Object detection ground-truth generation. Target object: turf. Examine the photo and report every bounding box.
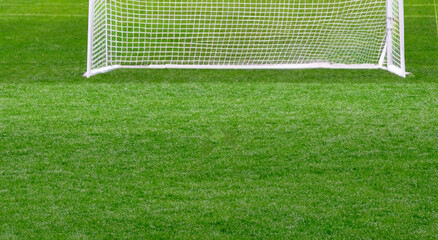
[1,0,438,239]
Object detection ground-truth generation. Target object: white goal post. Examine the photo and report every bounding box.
[84,0,406,77]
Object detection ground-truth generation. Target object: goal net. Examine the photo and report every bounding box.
[85,0,406,77]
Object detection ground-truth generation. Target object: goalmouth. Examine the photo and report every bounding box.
[84,0,406,78]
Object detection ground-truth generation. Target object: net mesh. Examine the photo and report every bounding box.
[89,0,404,74]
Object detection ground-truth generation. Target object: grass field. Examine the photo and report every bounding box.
[1,0,438,238]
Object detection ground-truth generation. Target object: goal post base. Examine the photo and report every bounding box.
[386,65,407,78]
[83,65,122,78]
[84,63,407,78]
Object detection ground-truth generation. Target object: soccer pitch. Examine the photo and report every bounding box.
[1,0,438,238]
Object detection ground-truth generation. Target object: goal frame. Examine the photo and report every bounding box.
[84,0,406,78]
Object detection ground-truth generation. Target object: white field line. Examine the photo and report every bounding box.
[0,13,88,17]
[405,4,438,6]
[0,3,436,6]
[0,3,87,6]
[0,13,435,18]
[0,1,437,19]
[435,0,438,37]
[405,15,436,18]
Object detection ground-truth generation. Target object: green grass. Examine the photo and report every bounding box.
[1,0,438,238]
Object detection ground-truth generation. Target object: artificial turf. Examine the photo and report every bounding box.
[1,0,438,238]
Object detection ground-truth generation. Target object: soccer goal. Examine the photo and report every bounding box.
[84,0,406,77]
